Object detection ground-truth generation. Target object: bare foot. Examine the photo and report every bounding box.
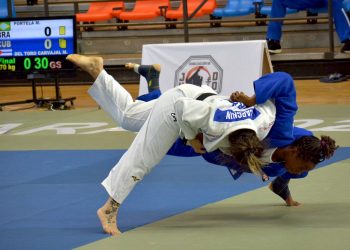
[66,54,103,79]
[97,208,121,236]
[152,64,161,72]
[285,196,301,207]
[125,62,138,70]
[268,183,301,207]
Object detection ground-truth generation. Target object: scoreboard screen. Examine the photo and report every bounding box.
[0,16,77,77]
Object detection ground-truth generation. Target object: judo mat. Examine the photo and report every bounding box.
[0,105,350,250]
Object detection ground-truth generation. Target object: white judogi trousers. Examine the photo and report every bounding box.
[88,70,155,132]
[89,70,213,204]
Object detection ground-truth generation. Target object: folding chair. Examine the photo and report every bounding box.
[75,1,124,31]
[212,0,255,18]
[165,0,217,28]
[119,0,169,21]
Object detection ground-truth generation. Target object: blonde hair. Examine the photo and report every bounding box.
[227,129,265,177]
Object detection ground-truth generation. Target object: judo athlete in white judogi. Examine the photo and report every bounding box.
[90,68,276,199]
[66,54,278,236]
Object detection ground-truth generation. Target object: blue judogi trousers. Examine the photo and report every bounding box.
[267,0,350,42]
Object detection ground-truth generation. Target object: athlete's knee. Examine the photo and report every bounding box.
[276,71,295,92]
[274,71,292,81]
[119,119,143,132]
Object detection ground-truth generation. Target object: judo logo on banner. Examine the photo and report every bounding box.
[174,55,223,93]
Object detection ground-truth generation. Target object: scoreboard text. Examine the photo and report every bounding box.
[0,17,76,74]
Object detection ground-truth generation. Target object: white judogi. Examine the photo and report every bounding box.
[88,70,155,132]
[89,70,276,204]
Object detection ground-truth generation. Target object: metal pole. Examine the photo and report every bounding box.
[6,0,13,17]
[327,0,335,58]
[188,0,208,20]
[183,0,189,42]
[73,2,79,14]
[44,0,49,16]
[31,78,37,102]
[55,76,61,100]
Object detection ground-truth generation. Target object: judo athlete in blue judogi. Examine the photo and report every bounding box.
[266,0,350,53]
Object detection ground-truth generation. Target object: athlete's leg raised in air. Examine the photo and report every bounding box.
[125,62,161,92]
[67,54,185,235]
[67,54,155,132]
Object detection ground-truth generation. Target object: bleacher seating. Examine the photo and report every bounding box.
[259,6,299,16]
[165,0,217,26]
[0,0,16,18]
[211,0,269,26]
[76,2,124,31]
[257,3,299,24]
[166,0,217,28]
[118,0,170,26]
[212,0,256,18]
[1,0,348,78]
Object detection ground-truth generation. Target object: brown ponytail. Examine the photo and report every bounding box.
[227,129,265,177]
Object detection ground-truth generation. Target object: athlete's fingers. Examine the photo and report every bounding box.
[230,91,240,101]
[195,145,206,154]
[188,139,206,154]
[194,147,206,154]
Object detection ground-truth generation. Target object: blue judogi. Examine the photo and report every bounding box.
[267,0,350,43]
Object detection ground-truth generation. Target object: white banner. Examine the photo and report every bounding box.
[140,40,271,96]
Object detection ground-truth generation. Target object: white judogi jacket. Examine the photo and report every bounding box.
[175,84,276,153]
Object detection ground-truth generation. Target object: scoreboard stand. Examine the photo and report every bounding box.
[0,72,76,111]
